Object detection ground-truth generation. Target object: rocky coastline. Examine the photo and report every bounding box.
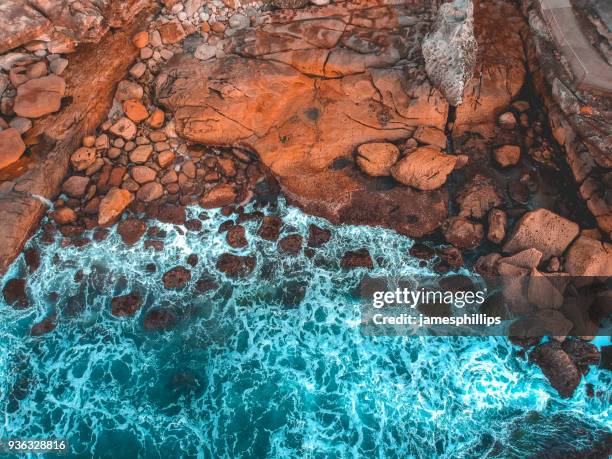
[0,0,610,406]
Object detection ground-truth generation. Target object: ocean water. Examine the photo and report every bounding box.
[0,199,610,458]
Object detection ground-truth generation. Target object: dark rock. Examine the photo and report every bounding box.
[3,278,28,308]
[111,292,142,317]
[162,266,191,289]
[341,249,373,269]
[434,246,463,273]
[307,224,331,247]
[145,263,157,273]
[24,247,41,273]
[185,219,202,231]
[143,308,177,331]
[279,280,308,308]
[195,276,218,293]
[278,234,303,256]
[226,225,247,248]
[144,240,164,251]
[216,253,256,278]
[258,215,282,241]
[236,211,264,224]
[117,218,147,245]
[561,339,600,375]
[157,204,186,225]
[187,254,198,267]
[30,314,56,336]
[93,228,109,241]
[529,341,581,398]
[409,242,434,260]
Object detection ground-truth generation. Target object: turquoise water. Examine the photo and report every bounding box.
[0,200,610,458]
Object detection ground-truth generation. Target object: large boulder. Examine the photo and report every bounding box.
[390,147,456,190]
[98,188,134,226]
[529,341,581,398]
[14,75,66,118]
[564,236,612,277]
[503,209,579,259]
[0,128,26,169]
[355,143,400,177]
[111,292,142,317]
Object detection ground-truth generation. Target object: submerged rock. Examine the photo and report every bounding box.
[162,266,192,289]
[117,218,147,245]
[307,224,331,247]
[258,216,282,241]
[3,278,28,308]
[143,308,177,331]
[111,292,142,317]
[278,234,303,256]
[226,225,247,248]
[216,253,256,278]
[341,249,373,269]
[30,314,57,336]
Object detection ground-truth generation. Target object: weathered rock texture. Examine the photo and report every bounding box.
[454,0,528,135]
[0,4,155,274]
[156,0,450,237]
[422,0,477,106]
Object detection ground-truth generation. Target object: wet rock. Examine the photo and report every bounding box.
[258,215,282,241]
[200,183,238,208]
[51,206,77,225]
[14,75,66,118]
[279,234,303,256]
[390,147,456,190]
[529,341,581,398]
[98,188,134,226]
[564,236,612,277]
[307,224,331,247]
[117,218,147,245]
[162,266,192,289]
[143,308,177,331]
[3,278,28,308]
[111,292,142,317]
[216,253,256,278]
[562,339,600,375]
[503,209,580,259]
[157,204,186,225]
[195,276,218,293]
[487,208,507,244]
[226,225,247,248]
[409,242,434,260]
[24,247,40,273]
[341,249,373,269]
[185,219,202,232]
[494,145,521,167]
[61,176,90,198]
[0,128,26,169]
[187,254,198,267]
[435,246,463,272]
[442,217,483,250]
[457,175,502,220]
[355,143,400,177]
[30,314,56,336]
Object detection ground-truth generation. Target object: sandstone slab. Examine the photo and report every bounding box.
[98,188,134,226]
[503,209,580,259]
[355,143,400,177]
[390,147,456,191]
